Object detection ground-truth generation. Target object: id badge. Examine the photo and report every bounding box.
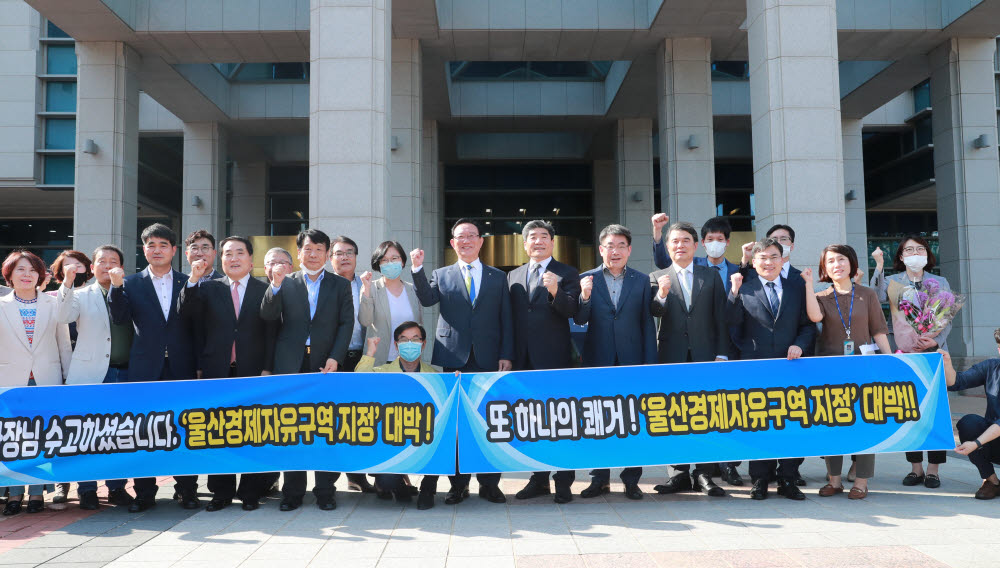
[843,340,855,355]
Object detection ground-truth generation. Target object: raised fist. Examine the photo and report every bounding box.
[741,241,756,264]
[541,271,559,296]
[189,259,209,283]
[366,336,380,357]
[651,213,670,240]
[580,275,594,301]
[872,246,884,271]
[360,270,373,296]
[657,273,672,298]
[109,267,125,288]
[62,263,79,288]
[409,248,424,269]
[730,272,743,295]
[270,260,288,288]
[800,267,814,285]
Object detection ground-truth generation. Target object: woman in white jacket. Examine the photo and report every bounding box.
[358,241,423,364]
[0,250,71,515]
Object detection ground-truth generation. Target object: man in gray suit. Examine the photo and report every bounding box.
[409,218,514,510]
[260,228,355,512]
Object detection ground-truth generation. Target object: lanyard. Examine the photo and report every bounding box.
[833,284,855,340]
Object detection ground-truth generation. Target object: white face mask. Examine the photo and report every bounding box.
[781,245,790,259]
[302,265,326,276]
[902,255,927,271]
[704,241,727,259]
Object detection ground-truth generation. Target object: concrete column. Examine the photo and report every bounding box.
[657,37,717,225]
[615,118,655,271]
[309,0,390,260]
[592,159,619,269]
[841,118,868,274]
[230,162,266,238]
[419,119,440,362]
[930,38,1000,358]
[0,1,39,186]
[73,41,140,272]
[181,121,227,270]
[389,38,422,251]
[746,0,846,269]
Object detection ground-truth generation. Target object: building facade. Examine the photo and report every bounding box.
[1,0,999,358]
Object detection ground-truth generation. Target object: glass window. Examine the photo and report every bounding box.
[46,45,77,75]
[43,155,75,185]
[711,61,749,81]
[449,61,612,82]
[913,80,930,112]
[46,21,71,38]
[45,81,77,112]
[45,118,76,150]
[268,195,308,220]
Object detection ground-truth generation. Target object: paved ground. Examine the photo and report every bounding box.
[1,392,997,568]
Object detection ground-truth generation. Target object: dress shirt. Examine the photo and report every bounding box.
[671,262,694,306]
[528,257,553,282]
[758,274,784,303]
[412,259,484,302]
[231,273,250,309]
[302,270,325,346]
[593,265,625,308]
[781,262,791,279]
[148,267,173,320]
[347,274,364,350]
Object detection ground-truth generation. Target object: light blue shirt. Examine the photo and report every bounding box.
[706,257,728,285]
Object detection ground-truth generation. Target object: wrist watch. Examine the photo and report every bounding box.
[974,439,983,449]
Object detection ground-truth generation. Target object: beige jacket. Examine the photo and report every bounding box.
[0,292,72,386]
[358,277,422,363]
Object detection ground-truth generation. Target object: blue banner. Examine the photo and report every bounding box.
[0,371,460,486]
[458,353,953,474]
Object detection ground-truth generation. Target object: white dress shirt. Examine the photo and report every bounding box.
[148,267,173,320]
[348,274,364,350]
[781,262,791,279]
[758,274,784,303]
[231,273,250,310]
[461,259,483,300]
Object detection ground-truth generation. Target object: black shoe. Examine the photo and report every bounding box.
[624,483,643,500]
[693,473,725,497]
[108,488,133,507]
[902,472,924,486]
[750,479,768,500]
[416,489,435,510]
[205,498,232,512]
[393,488,413,504]
[3,500,22,516]
[180,494,201,510]
[267,483,280,496]
[444,486,469,505]
[279,497,301,512]
[515,479,551,500]
[373,482,393,500]
[242,500,259,511]
[794,475,807,487]
[348,478,377,493]
[654,473,693,494]
[721,465,744,487]
[478,485,506,504]
[924,474,941,489]
[776,478,806,500]
[580,479,610,498]
[554,485,573,504]
[128,497,155,513]
[26,499,44,514]
[316,494,337,511]
[79,490,100,510]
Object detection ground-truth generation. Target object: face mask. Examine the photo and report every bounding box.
[902,255,927,271]
[704,241,727,258]
[73,273,88,288]
[302,264,325,276]
[380,261,403,280]
[781,245,791,259]
[398,342,422,362]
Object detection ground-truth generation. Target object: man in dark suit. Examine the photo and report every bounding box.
[179,236,279,512]
[726,238,815,501]
[507,220,580,504]
[260,228,355,512]
[649,221,729,498]
[409,218,514,510]
[574,224,656,500]
[108,223,198,513]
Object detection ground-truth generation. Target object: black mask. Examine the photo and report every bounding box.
[73,273,88,288]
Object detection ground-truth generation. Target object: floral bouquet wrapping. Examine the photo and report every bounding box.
[887,278,964,353]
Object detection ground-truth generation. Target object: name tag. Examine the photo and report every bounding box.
[843,340,855,356]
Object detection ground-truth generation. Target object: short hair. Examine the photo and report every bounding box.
[2,250,46,288]
[264,247,293,263]
[451,218,484,237]
[141,223,177,246]
[667,222,699,243]
[817,244,860,284]
[331,235,359,255]
[184,229,216,249]
[50,250,94,284]
[765,224,795,242]
[393,321,426,343]
[700,216,732,240]
[751,238,783,258]
[892,234,936,273]
[598,224,632,246]
[522,220,555,241]
[93,245,125,266]
[994,328,1000,346]
[371,240,407,272]
[296,228,331,250]
[219,236,253,257]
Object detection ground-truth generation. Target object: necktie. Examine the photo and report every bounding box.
[712,265,723,283]
[465,264,476,305]
[231,281,241,363]
[766,281,780,317]
[528,264,540,295]
[679,268,692,309]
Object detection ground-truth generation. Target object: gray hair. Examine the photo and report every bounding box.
[598,224,632,246]
[522,220,555,241]
[264,247,293,264]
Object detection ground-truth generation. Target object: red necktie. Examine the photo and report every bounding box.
[231,281,241,364]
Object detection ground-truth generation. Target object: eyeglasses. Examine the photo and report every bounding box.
[601,244,629,252]
[264,261,291,267]
[452,234,480,242]
[902,246,927,254]
[772,236,793,244]
[187,245,214,253]
[397,338,424,344]
[332,251,356,258]
[755,255,782,262]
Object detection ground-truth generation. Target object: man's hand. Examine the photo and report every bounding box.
[366,336,380,358]
[260,370,272,376]
[360,271,373,297]
[109,267,125,288]
[498,359,512,372]
[651,213,669,241]
[580,275,594,301]
[872,246,884,272]
[730,273,743,295]
[938,349,952,368]
[410,248,424,269]
[321,358,338,373]
[955,441,979,456]
[270,260,287,288]
[853,268,864,285]
[800,267,814,286]
[787,345,803,360]
[542,271,559,297]
[741,241,756,265]
[196,370,203,380]
[714,356,727,362]
[657,273,672,298]
[188,259,209,284]
[62,263,79,288]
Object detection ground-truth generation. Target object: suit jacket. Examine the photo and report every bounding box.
[0,292,72,386]
[412,261,514,370]
[55,282,118,384]
[574,266,657,367]
[0,285,10,297]
[260,270,354,374]
[108,268,196,381]
[179,275,277,379]
[507,259,580,370]
[357,278,422,364]
[649,263,728,363]
[726,275,817,359]
[652,244,742,294]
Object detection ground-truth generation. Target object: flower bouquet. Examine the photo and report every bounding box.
[887,278,964,353]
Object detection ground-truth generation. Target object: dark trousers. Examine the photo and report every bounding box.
[906,451,947,465]
[338,350,371,489]
[957,414,1000,479]
[530,470,575,488]
[672,464,713,477]
[133,361,197,500]
[748,459,800,483]
[282,352,341,500]
[209,472,280,501]
[375,474,404,492]
[590,467,641,485]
